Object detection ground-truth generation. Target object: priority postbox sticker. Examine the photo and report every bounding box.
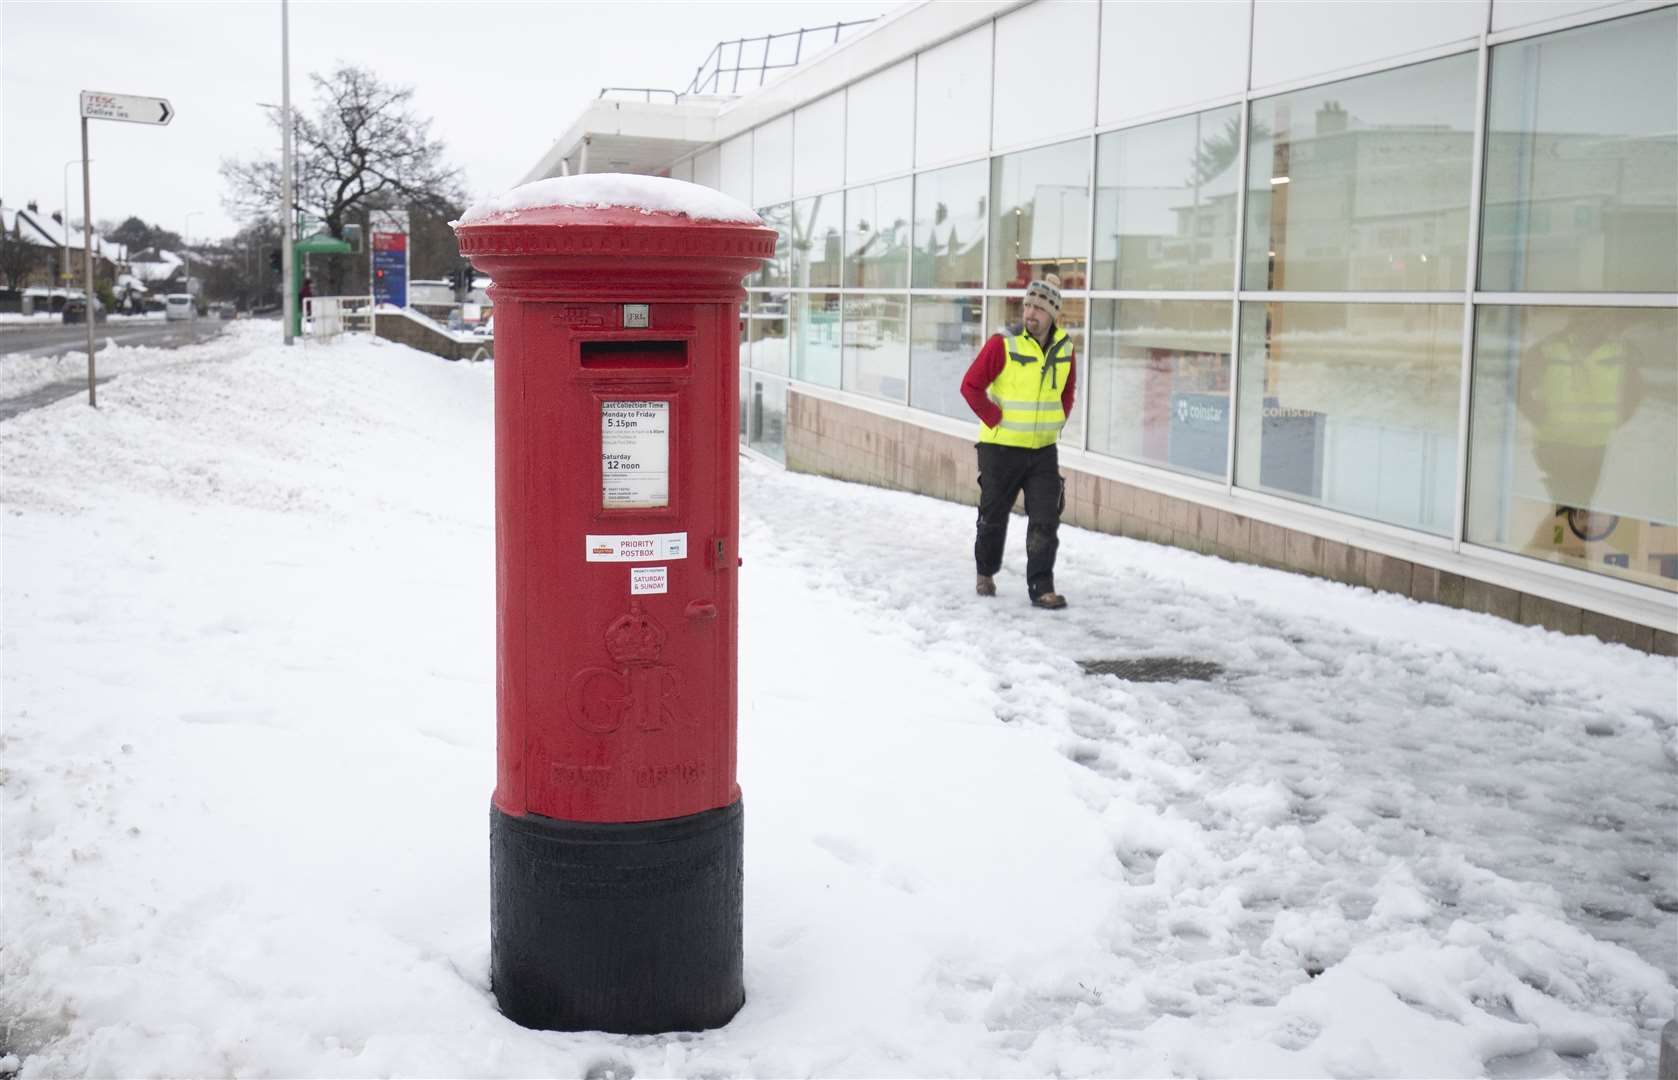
[630,566,668,595]
[585,532,688,562]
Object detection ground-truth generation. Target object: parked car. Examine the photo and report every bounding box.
[61,296,107,324]
[164,294,194,321]
[213,302,235,320]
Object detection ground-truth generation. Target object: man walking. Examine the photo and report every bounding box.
[960,272,1075,609]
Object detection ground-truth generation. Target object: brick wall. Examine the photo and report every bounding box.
[784,389,1677,656]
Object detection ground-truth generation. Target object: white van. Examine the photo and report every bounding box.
[164,294,194,321]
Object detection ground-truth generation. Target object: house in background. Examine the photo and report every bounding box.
[1,198,127,311]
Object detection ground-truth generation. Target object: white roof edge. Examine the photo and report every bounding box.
[518,97,733,186]
[517,1,1025,185]
[711,0,1026,140]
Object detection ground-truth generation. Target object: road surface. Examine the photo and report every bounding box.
[0,316,228,360]
[0,316,237,422]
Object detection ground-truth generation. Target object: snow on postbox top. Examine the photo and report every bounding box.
[452,173,775,293]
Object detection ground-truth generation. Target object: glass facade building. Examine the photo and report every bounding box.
[552,0,1678,635]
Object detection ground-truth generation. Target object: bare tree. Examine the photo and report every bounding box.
[221,65,464,293]
[1,222,41,294]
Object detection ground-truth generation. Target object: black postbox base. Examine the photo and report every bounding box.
[489,799,744,1034]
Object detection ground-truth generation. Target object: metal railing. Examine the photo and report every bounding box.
[593,19,879,106]
[302,295,374,341]
[686,19,879,95]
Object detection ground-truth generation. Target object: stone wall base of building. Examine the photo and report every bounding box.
[784,390,1676,657]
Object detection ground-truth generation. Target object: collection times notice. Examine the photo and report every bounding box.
[601,400,670,509]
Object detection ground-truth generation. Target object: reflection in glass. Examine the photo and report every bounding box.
[792,291,842,388]
[846,179,911,289]
[1467,306,1677,592]
[1087,300,1232,479]
[1093,106,1241,291]
[754,202,792,288]
[1243,53,1477,291]
[748,291,788,376]
[738,295,751,369]
[1479,8,1678,292]
[791,194,843,289]
[842,293,909,403]
[1236,302,1461,533]
[738,365,749,445]
[912,161,987,288]
[990,138,1090,291]
[908,296,984,421]
[985,295,1086,450]
[746,372,788,463]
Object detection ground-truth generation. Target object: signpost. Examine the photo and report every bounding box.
[369,209,410,309]
[78,90,174,407]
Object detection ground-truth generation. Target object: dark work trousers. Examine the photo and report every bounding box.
[975,442,1065,600]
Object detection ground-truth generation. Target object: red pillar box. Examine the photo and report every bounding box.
[453,176,772,1034]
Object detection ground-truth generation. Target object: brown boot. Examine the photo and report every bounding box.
[976,574,996,597]
[1031,592,1068,610]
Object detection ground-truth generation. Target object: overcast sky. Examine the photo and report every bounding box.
[2,0,886,243]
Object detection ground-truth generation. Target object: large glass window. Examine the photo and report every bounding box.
[792,194,843,289]
[985,296,1087,450]
[1099,1,1248,127]
[1466,305,1677,592]
[754,203,792,288]
[915,24,991,168]
[1479,8,1678,293]
[721,134,752,204]
[991,0,1097,148]
[1087,300,1232,479]
[845,60,914,185]
[1093,106,1242,292]
[748,291,788,377]
[1249,0,1484,91]
[791,291,842,389]
[908,295,984,421]
[842,294,908,403]
[1243,53,1478,292]
[752,116,793,209]
[745,371,788,464]
[846,179,911,290]
[1236,302,1462,533]
[794,92,845,198]
[912,161,987,289]
[991,138,1090,291]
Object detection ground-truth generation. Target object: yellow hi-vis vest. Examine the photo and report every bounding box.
[979,325,1073,448]
[1537,339,1623,448]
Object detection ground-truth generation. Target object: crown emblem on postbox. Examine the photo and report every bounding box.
[605,603,665,666]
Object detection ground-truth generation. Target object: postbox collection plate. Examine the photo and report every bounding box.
[601,399,671,509]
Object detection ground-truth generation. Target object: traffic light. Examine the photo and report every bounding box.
[269,248,281,273]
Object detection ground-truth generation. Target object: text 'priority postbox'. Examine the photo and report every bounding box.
[454,175,773,1035]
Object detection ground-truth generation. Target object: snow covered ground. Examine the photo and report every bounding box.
[2,324,1674,1078]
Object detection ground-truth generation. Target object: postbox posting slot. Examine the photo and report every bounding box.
[581,339,688,369]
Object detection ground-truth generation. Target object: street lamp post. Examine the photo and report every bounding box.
[184,210,204,319]
[280,0,296,346]
[62,157,89,293]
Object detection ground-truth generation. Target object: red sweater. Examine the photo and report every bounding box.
[959,332,1077,429]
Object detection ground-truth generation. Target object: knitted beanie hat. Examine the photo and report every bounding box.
[1024,272,1063,318]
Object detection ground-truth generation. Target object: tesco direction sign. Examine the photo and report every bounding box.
[79,91,174,126]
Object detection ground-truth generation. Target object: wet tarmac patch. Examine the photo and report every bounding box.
[1079,657,1224,682]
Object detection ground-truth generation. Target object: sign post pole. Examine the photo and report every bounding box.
[76,88,175,406]
[81,118,94,406]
